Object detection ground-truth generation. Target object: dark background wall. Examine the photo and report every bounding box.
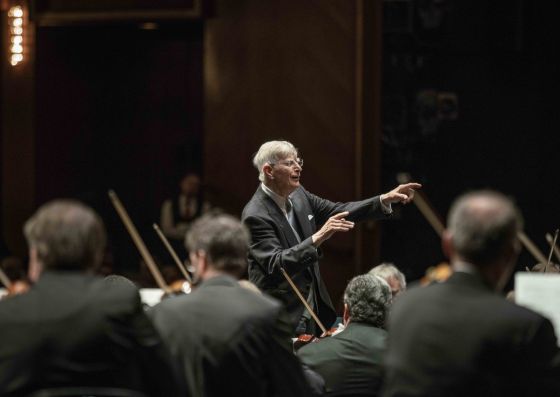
[203,0,382,309]
[2,0,560,307]
[379,1,560,283]
[33,23,204,271]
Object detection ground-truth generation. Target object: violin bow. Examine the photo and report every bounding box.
[153,223,193,284]
[544,229,559,273]
[398,173,549,267]
[0,267,13,290]
[545,231,560,264]
[108,190,172,294]
[279,268,327,334]
[396,173,444,237]
[516,231,548,268]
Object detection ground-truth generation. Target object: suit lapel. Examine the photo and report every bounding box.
[291,189,314,239]
[256,188,300,247]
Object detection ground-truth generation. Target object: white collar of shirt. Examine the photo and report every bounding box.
[452,261,477,274]
[261,183,291,213]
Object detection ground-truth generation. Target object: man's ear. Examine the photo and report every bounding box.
[441,230,454,260]
[28,247,43,283]
[194,250,208,279]
[343,303,350,326]
[263,164,274,180]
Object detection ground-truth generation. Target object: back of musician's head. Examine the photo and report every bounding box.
[344,274,391,327]
[447,190,523,266]
[24,200,106,271]
[186,213,249,277]
[253,140,298,182]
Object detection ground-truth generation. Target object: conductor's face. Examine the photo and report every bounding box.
[268,155,303,198]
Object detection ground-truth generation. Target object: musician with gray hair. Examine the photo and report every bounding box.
[298,274,391,395]
[242,140,421,335]
[383,190,560,397]
[150,213,314,397]
[0,200,181,396]
[369,262,407,298]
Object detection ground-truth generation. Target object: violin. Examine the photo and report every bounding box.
[0,266,31,299]
[7,279,31,296]
[169,278,192,294]
[279,267,342,350]
[293,327,339,351]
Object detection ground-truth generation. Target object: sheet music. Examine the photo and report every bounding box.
[139,288,164,307]
[515,272,560,344]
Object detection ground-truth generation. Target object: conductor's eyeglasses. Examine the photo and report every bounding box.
[271,158,303,168]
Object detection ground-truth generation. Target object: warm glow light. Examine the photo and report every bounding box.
[10,54,23,65]
[8,6,25,66]
[8,6,23,18]
[11,44,23,54]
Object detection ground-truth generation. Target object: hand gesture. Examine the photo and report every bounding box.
[381,182,422,206]
[312,212,354,247]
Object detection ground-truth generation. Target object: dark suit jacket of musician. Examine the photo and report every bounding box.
[0,271,181,397]
[382,271,560,397]
[149,274,312,397]
[298,322,387,395]
[242,185,388,332]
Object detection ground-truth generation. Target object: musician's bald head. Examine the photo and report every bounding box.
[24,200,106,280]
[443,190,523,289]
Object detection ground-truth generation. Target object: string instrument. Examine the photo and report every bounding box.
[108,190,173,297]
[153,223,193,294]
[0,266,30,298]
[396,173,452,285]
[279,268,337,350]
[526,230,560,273]
[545,232,560,264]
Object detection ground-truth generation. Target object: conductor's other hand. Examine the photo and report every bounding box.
[381,182,422,206]
[312,212,354,247]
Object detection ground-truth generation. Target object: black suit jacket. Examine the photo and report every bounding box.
[149,275,312,397]
[298,322,387,395]
[242,185,387,331]
[0,271,181,397]
[383,271,560,397]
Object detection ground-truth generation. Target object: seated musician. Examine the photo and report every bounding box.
[149,213,316,397]
[297,274,391,395]
[368,262,407,298]
[160,171,211,259]
[383,190,560,397]
[0,200,182,396]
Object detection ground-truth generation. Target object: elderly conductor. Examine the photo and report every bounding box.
[242,140,420,335]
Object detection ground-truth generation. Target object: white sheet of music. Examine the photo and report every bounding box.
[515,272,560,344]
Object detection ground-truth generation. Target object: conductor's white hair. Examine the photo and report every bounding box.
[253,140,298,182]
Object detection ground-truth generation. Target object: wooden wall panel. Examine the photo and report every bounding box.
[204,0,382,312]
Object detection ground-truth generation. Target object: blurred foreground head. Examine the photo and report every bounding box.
[24,200,106,280]
[186,213,249,280]
[444,190,523,290]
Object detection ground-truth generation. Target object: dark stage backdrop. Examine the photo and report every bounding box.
[380,1,560,285]
[33,23,204,273]
[3,0,560,300]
